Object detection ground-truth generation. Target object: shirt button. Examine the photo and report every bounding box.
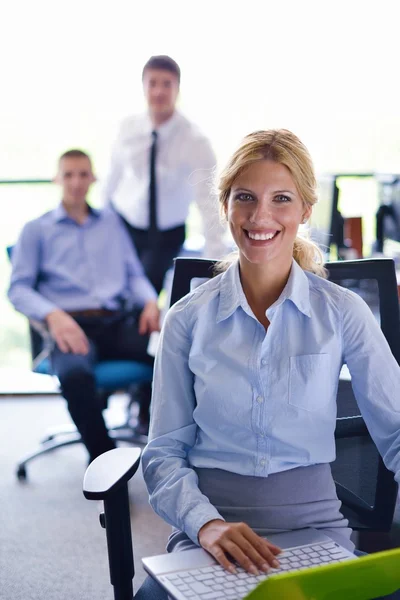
[260,458,266,466]
[256,396,263,404]
[261,359,267,366]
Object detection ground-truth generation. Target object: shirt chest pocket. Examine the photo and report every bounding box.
[289,354,331,413]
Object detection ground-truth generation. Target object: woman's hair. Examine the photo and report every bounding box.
[218,129,326,278]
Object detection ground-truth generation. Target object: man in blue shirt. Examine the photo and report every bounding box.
[8,149,160,461]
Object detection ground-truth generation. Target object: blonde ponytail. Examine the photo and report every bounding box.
[293,234,327,278]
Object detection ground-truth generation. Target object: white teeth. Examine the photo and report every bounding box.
[248,231,276,241]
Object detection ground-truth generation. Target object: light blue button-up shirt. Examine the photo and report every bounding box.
[8,204,157,321]
[142,259,400,545]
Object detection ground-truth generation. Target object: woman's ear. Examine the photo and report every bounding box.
[302,205,312,224]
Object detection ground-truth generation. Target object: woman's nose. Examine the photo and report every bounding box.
[250,199,273,223]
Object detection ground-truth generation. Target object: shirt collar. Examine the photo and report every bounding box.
[52,203,101,223]
[267,259,312,318]
[217,258,311,323]
[142,110,181,140]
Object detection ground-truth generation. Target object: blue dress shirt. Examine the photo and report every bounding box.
[8,204,157,321]
[142,259,400,545]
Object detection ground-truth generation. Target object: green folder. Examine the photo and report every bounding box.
[246,547,400,600]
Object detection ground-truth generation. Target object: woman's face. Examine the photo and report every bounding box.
[226,160,311,268]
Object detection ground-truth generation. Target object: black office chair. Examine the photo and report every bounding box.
[6,245,152,480]
[83,257,400,600]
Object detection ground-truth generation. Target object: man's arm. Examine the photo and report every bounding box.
[8,221,59,321]
[8,220,90,354]
[100,125,125,207]
[191,136,228,259]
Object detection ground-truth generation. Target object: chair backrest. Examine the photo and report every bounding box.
[170,257,400,532]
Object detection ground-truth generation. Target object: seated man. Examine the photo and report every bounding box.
[8,149,159,462]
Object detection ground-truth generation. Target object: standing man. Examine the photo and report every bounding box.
[102,55,226,294]
[8,150,159,459]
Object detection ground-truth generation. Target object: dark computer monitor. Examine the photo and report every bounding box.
[375,174,400,253]
[312,175,347,259]
[311,175,335,254]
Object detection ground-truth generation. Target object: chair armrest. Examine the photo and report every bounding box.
[335,416,369,438]
[335,482,373,514]
[83,447,141,500]
[29,319,55,371]
[82,447,141,599]
[30,318,52,339]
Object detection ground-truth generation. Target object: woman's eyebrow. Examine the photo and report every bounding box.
[231,187,256,193]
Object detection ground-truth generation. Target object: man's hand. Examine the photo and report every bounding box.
[138,300,160,335]
[198,519,281,575]
[46,309,90,354]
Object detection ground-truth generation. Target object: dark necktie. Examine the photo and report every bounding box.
[149,130,158,232]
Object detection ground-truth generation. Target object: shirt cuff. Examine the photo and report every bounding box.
[183,503,225,546]
[31,301,59,322]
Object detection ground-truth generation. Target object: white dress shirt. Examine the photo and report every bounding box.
[101,111,227,258]
[142,259,400,544]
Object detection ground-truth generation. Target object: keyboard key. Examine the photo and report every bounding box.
[201,567,216,574]
[189,582,212,594]
[196,573,214,581]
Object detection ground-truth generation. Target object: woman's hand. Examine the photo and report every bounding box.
[198,519,281,574]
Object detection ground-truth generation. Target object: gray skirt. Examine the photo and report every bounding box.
[167,464,355,554]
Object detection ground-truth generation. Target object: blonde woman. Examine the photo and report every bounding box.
[138,130,400,600]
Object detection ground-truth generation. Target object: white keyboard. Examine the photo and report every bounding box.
[159,541,353,600]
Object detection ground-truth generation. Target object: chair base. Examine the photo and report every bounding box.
[16,433,83,480]
[16,410,148,481]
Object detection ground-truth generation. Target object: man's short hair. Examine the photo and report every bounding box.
[142,55,181,83]
[58,149,92,167]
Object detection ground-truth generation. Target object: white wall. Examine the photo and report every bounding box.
[1,0,400,178]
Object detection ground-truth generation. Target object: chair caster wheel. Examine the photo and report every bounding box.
[17,465,27,480]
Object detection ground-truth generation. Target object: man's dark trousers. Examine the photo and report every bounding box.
[51,312,153,461]
[124,222,186,295]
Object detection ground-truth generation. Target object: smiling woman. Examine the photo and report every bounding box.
[216,130,326,325]
[138,127,400,600]
[215,130,325,327]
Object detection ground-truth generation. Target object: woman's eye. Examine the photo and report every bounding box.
[235,193,254,202]
[275,194,291,203]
